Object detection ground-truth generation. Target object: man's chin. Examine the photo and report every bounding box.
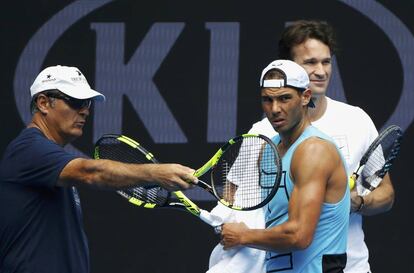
[272,124,284,133]
[309,84,328,96]
[70,129,83,139]
[312,88,327,96]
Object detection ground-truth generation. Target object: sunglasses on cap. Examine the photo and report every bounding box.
[43,90,92,110]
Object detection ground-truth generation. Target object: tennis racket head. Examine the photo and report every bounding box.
[200,134,282,211]
[358,125,403,193]
[94,134,171,208]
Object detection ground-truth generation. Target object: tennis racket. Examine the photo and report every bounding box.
[94,134,282,227]
[349,125,403,196]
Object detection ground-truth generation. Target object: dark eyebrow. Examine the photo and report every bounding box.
[303,57,331,63]
[261,92,293,100]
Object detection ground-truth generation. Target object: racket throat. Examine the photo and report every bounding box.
[197,179,214,193]
[173,191,201,216]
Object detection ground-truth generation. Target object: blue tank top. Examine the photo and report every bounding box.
[265,125,350,273]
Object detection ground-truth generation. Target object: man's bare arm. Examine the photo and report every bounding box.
[57,158,196,191]
[221,139,345,251]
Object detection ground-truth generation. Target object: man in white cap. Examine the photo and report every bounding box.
[251,20,393,273]
[220,59,350,273]
[0,65,197,273]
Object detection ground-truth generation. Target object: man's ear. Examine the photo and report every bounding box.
[35,94,51,114]
[302,88,312,107]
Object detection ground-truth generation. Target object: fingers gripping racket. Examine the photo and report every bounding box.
[349,125,403,196]
[94,134,282,227]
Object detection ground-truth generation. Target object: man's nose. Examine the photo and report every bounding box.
[313,63,326,78]
[271,101,281,114]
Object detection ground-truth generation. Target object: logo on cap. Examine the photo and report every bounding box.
[42,74,56,83]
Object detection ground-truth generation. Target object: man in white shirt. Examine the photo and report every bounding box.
[208,20,394,273]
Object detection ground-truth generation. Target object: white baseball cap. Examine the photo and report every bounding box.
[259,59,314,107]
[30,65,105,101]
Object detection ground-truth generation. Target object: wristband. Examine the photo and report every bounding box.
[356,195,365,212]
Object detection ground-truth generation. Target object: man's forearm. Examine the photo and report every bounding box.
[359,174,394,216]
[222,220,313,252]
[59,158,159,189]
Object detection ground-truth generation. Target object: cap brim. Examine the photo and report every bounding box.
[58,86,105,101]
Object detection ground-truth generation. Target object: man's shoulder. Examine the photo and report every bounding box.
[6,128,50,151]
[293,136,340,173]
[3,127,68,162]
[293,127,335,156]
[326,97,374,125]
[0,127,77,187]
[12,127,44,141]
[327,97,365,114]
[293,127,341,165]
[298,126,335,148]
[307,125,332,140]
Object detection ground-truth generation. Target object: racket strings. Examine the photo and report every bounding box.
[126,187,168,205]
[361,130,402,180]
[212,136,280,209]
[96,138,170,206]
[221,160,232,205]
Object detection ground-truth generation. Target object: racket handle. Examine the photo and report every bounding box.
[360,175,382,196]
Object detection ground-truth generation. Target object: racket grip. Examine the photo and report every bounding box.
[360,175,382,196]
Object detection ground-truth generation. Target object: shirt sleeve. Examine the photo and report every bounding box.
[0,132,77,188]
